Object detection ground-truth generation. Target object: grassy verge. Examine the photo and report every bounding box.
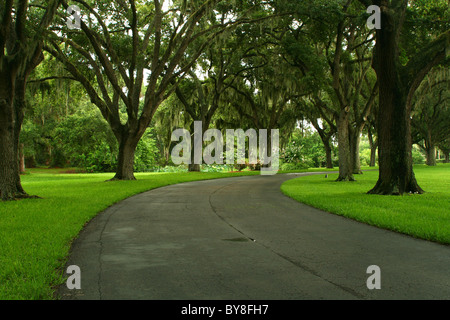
[0,170,258,300]
[281,164,450,245]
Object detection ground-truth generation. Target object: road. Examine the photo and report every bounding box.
[57,173,450,300]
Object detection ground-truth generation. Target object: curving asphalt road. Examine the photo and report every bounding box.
[57,173,450,300]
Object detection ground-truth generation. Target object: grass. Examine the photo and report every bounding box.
[0,170,259,300]
[281,164,450,245]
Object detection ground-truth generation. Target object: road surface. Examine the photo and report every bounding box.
[58,173,450,300]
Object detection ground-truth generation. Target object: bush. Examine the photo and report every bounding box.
[80,141,117,173]
[360,148,372,166]
[134,129,161,172]
[281,129,336,168]
[412,146,425,165]
[280,161,309,171]
[53,110,117,172]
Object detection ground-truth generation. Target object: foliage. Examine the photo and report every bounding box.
[21,98,161,173]
[134,129,161,173]
[281,128,337,168]
[411,66,450,159]
[53,109,117,171]
[412,145,426,165]
[280,161,309,171]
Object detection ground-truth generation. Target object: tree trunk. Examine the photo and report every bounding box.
[111,132,140,180]
[350,129,363,174]
[370,143,377,167]
[309,117,334,169]
[188,121,202,172]
[444,152,449,163]
[368,8,423,195]
[336,109,354,181]
[13,78,28,194]
[19,144,25,173]
[188,163,201,172]
[368,129,377,167]
[0,68,21,200]
[425,130,436,166]
[425,145,436,166]
[324,141,333,169]
[0,100,17,201]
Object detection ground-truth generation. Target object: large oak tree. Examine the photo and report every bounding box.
[0,0,61,200]
[46,0,256,180]
[359,0,449,195]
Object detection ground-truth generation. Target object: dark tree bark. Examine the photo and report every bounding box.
[336,109,354,181]
[0,66,17,201]
[112,133,141,180]
[12,76,29,194]
[368,126,378,167]
[189,120,202,172]
[422,125,437,166]
[0,74,31,199]
[368,1,422,195]
[324,141,334,169]
[0,58,37,200]
[19,144,25,174]
[425,142,436,166]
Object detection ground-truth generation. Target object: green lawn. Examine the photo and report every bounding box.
[281,164,450,245]
[0,170,258,300]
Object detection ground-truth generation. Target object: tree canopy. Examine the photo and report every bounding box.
[1,0,449,200]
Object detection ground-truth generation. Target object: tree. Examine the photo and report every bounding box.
[0,0,61,200]
[281,0,378,180]
[226,52,302,151]
[298,97,337,169]
[152,94,186,166]
[46,0,254,180]
[365,105,378,167]
[411,67,450,166]
[438,138,450,163]
[173,17,272,171]
[359,0,449,195]
[326,1,379,179]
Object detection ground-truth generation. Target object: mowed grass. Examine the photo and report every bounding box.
[0,170,258,300]
[281,164,450,245]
